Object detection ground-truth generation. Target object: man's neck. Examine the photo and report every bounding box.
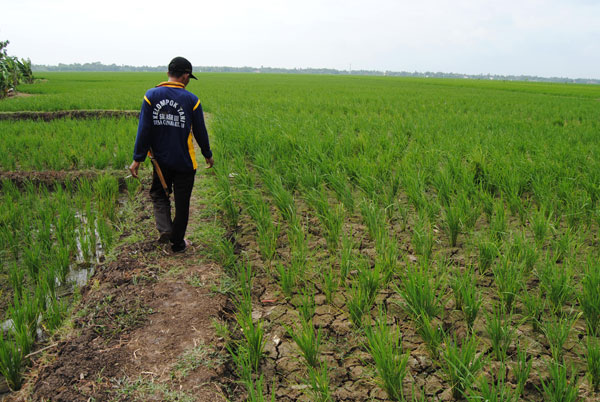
[168,76,187,87]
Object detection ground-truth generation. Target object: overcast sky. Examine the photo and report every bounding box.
[2,0,599,78]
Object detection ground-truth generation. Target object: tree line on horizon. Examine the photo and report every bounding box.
[29,61,600,85]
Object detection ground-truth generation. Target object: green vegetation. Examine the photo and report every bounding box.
[2,72,600,399]
[0,41,33,98]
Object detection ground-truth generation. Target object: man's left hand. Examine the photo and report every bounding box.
[129,161,141,178]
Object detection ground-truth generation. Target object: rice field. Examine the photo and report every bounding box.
[1,72,600,400]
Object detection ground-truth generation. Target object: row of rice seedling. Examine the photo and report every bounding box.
[206,74,599,400]
[0,118,138,171]
[0,175,124,390]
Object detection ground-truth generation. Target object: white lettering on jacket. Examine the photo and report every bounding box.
[152,99,186,128]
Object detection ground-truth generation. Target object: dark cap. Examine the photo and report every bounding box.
[168,56,197,80]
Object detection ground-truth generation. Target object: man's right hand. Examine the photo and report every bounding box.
[205,157,214,169]
[129,161,141,178]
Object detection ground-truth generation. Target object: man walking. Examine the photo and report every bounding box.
[129,56,214,253]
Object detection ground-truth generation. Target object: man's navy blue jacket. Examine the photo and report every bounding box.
[133,81,212,171]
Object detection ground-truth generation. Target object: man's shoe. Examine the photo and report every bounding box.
[172,239,192,253]
[158,232,172,244]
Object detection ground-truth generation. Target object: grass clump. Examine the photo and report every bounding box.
[394,263,443,321]
[364,310,409,401]
[587,337,600,391]
[441,334,485,399]
[287,320,322,368]
[306,361,332,402]
[540,360,578,402]
[579,258,600,336]
[485,306,515,362]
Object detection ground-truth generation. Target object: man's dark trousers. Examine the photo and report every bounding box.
[150,165,195,252]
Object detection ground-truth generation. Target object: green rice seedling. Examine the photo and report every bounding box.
[579,258,600,336]
[262,170,296,223]
[492,255,525,313]
[256,222,280,263]
[542,314,578,363]
[552,228,578,263]
[277,263,297,300]
[8,262,24,299]
[521,289,546,332]
[441,334,485,399]
[22,244,42,283]
[397,202,410,231]
[94,174,119,221]
[457,191,480,234]
[287,320,322,368]
[403,170,428,214]
[235,167,256,194]
[364,309,409,401]
[374,235,398,285]
[477,237,498,275]
[471,364,518,402]
[125,176,141,200]
[297,286,316,323]
[454,268,481,332]
[306,188,344,252]
[507,231,539,273]
[321,263,338,305]
[394,263,443,321]
[215,170,239,228]
[53,243,71,282]
[228,343,252,383]
[323,204,344,253]
[530,206,553,246]
[449,268,467,310]
[479,189,495,222]
[347,279,374,328]
[0,331,24,391]
[288,218,308,261]
[513,346,532,397]
[326,171,354,213]
[540,360,578,402]
[415,315,444,359]
[246,191,279,261]
[97,217,114,252]
[9,291,40,358]
[356,259,382,305]
[298,165,322,191]
[357,175,380,203]
[587,337,600,391]
[235,311,265,373]
[246,375,276,402]
[306,361,332,402]
[485,305,515,362]
[44,291,68,332]
[537,257,573,315]
[441,201,462,247]
[433,167,453,207]
[490,199,507,242]
[234,261,254,316]
[411,213,434,262]
[210,237,236,271]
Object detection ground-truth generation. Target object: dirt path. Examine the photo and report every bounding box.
[12,168,233,401]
